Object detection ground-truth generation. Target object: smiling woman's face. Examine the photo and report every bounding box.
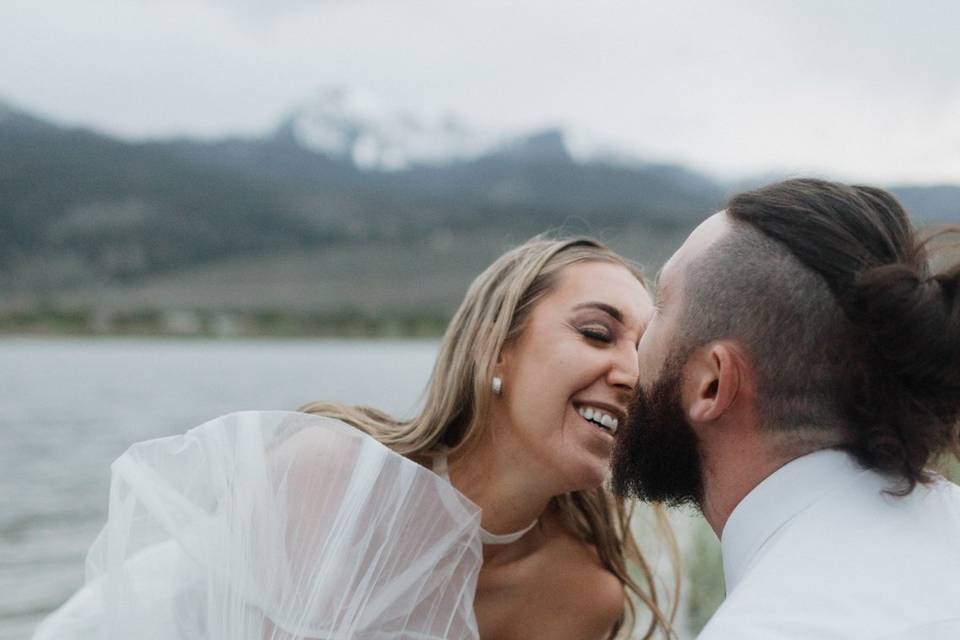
[493,260,653,492]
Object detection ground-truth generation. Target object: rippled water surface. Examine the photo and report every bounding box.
[0,337,439,640]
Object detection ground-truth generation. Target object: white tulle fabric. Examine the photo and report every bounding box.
[34,411,483,640]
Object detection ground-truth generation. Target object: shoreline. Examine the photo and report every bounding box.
[0,307,451,339]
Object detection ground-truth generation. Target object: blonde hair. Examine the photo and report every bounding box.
[300,235,679,638]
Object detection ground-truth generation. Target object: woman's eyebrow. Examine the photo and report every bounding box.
[572,301,623,323]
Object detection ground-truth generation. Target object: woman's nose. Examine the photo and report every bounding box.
[607,343,640,389]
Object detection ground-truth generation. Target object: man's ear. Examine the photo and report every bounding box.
[684,342,742,424]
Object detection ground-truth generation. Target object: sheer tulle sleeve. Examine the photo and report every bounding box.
[33,411,483,640]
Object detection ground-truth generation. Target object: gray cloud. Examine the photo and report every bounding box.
[0,0,957,183]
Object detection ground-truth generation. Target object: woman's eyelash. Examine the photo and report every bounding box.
[579,327,613,343]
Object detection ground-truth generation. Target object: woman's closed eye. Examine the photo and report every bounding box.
[578,325,613,344]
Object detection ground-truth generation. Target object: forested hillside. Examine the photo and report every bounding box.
[2,95,956,333]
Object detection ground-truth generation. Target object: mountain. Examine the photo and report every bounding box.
[890,185,960,222]
[0,103,324,290]
[153,93,729,233]
[1,91,957,310]
[279,86,503,171]
[0,98,56,134]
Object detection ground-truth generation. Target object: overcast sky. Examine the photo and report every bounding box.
[2,0,958,184]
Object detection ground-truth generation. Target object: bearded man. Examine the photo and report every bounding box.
[613,179,960,639]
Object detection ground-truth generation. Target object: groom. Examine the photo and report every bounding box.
[613,178,960,638]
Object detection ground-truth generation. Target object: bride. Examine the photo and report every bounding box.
[35,236,677,640]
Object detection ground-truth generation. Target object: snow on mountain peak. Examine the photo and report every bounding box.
[286,86,504,171]
[283,86,649,171]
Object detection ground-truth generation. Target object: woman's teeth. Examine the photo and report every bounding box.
[577,406,619,434]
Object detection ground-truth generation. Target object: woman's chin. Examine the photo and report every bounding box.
[555,457,611,494]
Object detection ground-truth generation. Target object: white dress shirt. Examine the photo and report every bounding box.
[698,449,960,639]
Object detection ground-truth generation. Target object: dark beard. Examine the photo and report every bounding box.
[611,359,704,508]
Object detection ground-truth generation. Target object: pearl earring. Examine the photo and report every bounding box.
[492,376,502,395]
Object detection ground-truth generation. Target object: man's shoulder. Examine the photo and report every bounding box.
[876,617,960,640]
[760,472,960,589]
[700,605,960,640]
[703,475,960,639]
[788,470,960,545]
[700,603,960,640]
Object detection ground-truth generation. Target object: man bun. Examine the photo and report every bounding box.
[844,260,960,488]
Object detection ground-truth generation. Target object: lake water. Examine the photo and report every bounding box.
[0,337,440,640]
[0,337,706,639]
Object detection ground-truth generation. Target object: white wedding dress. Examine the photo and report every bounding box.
[33,412,483,640]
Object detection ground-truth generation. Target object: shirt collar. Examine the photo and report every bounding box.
[719,448,866,593]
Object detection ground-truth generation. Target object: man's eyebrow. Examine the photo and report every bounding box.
[572,301,624,323]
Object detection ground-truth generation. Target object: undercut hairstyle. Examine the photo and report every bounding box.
[680,178,960,492]
[679,221,850,439]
